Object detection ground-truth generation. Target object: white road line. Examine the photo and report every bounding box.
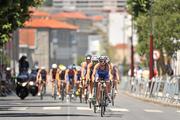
[9,107,28,111]
[144,109,163,113]
[77,107,92,111]
[43,107,61,110]
[177,110,180,113]
[109,108,129,112]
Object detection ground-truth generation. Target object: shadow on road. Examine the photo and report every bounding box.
[0,113,95,117]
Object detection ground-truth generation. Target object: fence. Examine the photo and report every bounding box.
[121,75,180,105]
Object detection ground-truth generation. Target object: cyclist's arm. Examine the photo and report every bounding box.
[86,63,92,80]
[92,64,99,82]
[36,70,40,82]
[108,64,113,81]
[65,69,69,82]
[81,62,86,80]
[74,70,77,83]
[115,67,120,83]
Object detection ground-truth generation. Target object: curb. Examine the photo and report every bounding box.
[124,92,180,108]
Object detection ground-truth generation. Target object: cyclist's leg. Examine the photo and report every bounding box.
[66,76,70,96]
[90,79,94,98]
[51,80,55,97]
[57,80,61,97]
[114,79,118,94]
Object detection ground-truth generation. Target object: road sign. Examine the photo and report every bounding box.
[153,50,160,60]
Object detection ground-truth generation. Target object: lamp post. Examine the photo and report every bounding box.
[149,0,154,80]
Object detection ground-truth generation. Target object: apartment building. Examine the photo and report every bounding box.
[52,0,126,11]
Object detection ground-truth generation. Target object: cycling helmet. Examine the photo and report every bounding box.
[59,64,66,71]
[99,55,106,62]
[6,67,11,71]
[85,54,92,60]
[91,55,99,62]
[76,66,81,71]
[52,64,57,69]
[105,56,110,63]
[41,66,45,70]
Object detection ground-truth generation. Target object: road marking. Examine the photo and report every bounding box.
[43,107,61,110]
[77,107,92,111]
[177,110,180,113]
[9,107,28,111]
[144,109,163,113]
[109,108,129,112]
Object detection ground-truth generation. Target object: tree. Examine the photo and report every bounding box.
[127,0,180,74]
[127,0,152,18]
[0,0,43,47]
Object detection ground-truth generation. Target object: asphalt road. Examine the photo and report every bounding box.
[0,85,180,120]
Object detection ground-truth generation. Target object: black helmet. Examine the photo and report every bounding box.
[85,54,92,60]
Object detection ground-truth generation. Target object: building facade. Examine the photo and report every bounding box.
[52,0,126,11]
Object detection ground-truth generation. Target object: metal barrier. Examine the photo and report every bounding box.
[124,75,180,105]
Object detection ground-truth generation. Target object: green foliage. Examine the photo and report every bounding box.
[127,0,152,18]
[128,0,180,73]
[0,0,43,47]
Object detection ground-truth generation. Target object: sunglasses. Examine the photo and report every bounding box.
[100,60,105,63]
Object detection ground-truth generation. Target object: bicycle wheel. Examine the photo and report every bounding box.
[79,87,82,103]
[54,83,57,100]
[100,89,105,117]
[111,85,115,106]
[61,84,65,101]
[40,86,44,100]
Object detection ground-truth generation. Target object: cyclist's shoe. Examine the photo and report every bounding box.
[37,92,40,96]
[88,93,93,99]
[58,95,62,99]
[66,94,69,98]
[115,90,118,94]
[82,94,85,98]
[76,90,80,96]
[72,94,75,98]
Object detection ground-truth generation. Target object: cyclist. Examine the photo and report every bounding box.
[50,64,59,98]
[86,55,99,99]
[58,64,66,99]
[92,55,112,105]
[75,66,82,96]
[36,66,47,96]
[81,54,92,98]
[65,65,76,99]
[106,57,120,94]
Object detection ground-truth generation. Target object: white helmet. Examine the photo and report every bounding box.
[41,66,45,70]
[52,64,57,69]
[6,67,11,71]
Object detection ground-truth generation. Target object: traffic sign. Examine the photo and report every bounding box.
[153,50,160,60]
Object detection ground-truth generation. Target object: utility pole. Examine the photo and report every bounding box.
[130,15,134,77]
[149,0,154,80]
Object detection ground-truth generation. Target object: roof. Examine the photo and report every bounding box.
[19,29,36,48]
[29,7,49,17]
[114,44,129,49]
[89,15,104,21]
[24,18,79,30]
[52,12,89,20]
